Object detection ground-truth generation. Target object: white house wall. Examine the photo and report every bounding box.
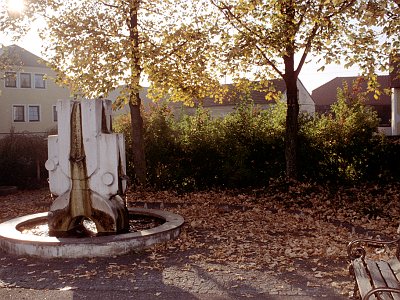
[392,88,400,135]
[297,79,315,115]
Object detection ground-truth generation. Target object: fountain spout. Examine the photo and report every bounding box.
[45,99,129,236]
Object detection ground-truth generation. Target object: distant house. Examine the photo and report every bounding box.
[130,79,312,118]
[312,76,391,129]
[0,45,71,138]
[108,79,315,118]
[181,79,315,117]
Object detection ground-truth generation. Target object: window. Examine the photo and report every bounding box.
[20,73,31,88]
[28,105,40,122]
[5,72,17,88]
[13,105,25,122]
[34,74,45,89]
[52,105,58,122]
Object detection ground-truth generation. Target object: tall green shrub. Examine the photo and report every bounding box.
[176,106,225,189]
[0,134,47,188]
[141,101,287,190]
[115,83,391,190]
[301,80,380,182]
[143,104,182,189]
[220,101,286,187]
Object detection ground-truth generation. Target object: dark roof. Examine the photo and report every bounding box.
[0,44,46,68]
[199,79,288,107]
[312,75,391,106]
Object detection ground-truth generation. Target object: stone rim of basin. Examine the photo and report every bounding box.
[0,207,184,258]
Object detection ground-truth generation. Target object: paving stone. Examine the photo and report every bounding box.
[0,248,349,299]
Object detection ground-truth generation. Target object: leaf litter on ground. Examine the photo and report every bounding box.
[1,182,400,297]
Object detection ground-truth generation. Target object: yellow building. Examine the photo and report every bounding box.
[0,45,71,138]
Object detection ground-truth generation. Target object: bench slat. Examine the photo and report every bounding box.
[389,258,400,282]
[353,258,378,300]
[377,260,400,300]
[366,259,392,300]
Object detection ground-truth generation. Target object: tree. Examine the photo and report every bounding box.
[2,1,398,184]
[347,0,400,85]
[0,44,8,71]
[205,0,399,180]
[0,0,219,186]
[0,44,9,90]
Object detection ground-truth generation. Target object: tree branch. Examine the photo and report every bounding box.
[294,3,323,76]
[209,0,283,77]
[210,0,265,41]
[295,24,319,77]
[99,1,120,9]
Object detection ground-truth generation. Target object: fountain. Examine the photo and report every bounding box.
[0,99,184,258]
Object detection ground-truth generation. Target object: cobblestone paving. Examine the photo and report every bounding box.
[0,250,349,299]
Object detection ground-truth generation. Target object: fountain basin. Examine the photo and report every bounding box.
[0,208,184,258]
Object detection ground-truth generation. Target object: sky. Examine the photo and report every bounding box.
[0,24,364,94]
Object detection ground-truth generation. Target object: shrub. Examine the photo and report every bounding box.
[301,80,381,182]
[219,101,286,187]
[143,104,183,189]
[175,106,224,189]
[0,134,47,188]
[113,113,135,182]
[115,81,392,190]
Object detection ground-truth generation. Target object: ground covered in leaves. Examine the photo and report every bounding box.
[1,182,400,298]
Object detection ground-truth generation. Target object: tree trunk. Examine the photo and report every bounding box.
[129,99,147,185]
[284,79,299,180]
[127,1,146,186]
[280,2,300,181]
[283,55,299,180]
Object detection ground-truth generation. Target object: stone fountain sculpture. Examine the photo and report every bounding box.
[45,99,129,236]
[0,98,183,258]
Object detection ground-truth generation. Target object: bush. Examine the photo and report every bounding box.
[218,101,285,187]
[115,81,396,190]
[369,136,400,182]
[114,101,287,190]
[113,113,135,182]
[175,106,224,189]
[300,81,381,182]
[143,104,183,189]
[0,134,47,188]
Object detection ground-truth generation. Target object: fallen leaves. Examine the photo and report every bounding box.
[2,183,400,297]
[0,189,52,223]
[125,184,400,297]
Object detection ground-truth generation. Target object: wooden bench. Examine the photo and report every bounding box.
[348,238,400,300]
